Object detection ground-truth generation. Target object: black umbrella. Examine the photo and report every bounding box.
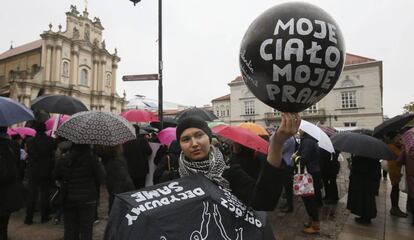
[373,113,414,138]
[105,174,271,240]
[31,94,88,115]
[331,132,396,160]
[350,128,374,136]
[175,107,218,122]
[150,116,177,130]
[0,96,34,126]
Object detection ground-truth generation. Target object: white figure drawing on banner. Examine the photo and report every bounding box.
[159,201,244,240]
[213,204,243,240]
[190,201,211,240]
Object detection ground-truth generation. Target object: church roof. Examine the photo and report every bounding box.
[0,39,42,60]
[345,53,376,65]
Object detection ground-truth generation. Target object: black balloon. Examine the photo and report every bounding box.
[239,2,345,112]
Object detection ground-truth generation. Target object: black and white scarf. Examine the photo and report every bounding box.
[179,146,230,191]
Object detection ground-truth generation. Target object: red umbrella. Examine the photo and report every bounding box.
[120,109,158,122]
[212,125,269,154]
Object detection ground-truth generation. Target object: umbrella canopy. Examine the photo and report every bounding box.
[175,107,218,122]
[140,124,159,133]
[299,120,334,153]
[212,125,268,154]
[105,174,268,240]
[373,113,414,138]
[351,128,374,136]
[0,96,34,126]
[157,127,176,147]
[331,132,396,160]
[150,116,178,130]
[31,94,88,115]
[7,127,36,138]
[121,109,158,123]
[316,124,338,137]
[45,115,70,131]
[207,121,228,128]
[56,111,136,146]
[238,122,269,136]
[401,128,414,152]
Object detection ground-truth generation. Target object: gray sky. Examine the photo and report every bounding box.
[1,0,413,117]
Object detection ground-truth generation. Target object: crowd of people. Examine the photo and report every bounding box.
[1,112,414,240]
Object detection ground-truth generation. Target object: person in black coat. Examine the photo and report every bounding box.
[54,144,105,240]
[95,144,135,214]
[297,131,322,234]
[0,128,23,240]
[229,142,263,180]
[320,149,340,204]
[157,114,299,211]
[123,126,152,190]
[347,154,381,224]
[24,121,57,224]
[153,140,181,184]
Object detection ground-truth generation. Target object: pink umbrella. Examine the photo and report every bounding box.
[157,127,176,147]
[120,109,159,123]
[45,130,52,137]
[7,127,36,138]
[45,115,70,131]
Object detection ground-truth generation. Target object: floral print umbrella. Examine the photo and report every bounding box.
[56,111,136,146]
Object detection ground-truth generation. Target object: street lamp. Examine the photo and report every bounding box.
[128,0,164,129]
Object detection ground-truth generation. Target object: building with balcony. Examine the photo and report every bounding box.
[212,53,383,129]
[0,5,126,112]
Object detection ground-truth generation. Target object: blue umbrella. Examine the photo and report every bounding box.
[0,97,34,126]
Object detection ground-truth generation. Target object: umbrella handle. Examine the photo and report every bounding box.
[167,155,171,171]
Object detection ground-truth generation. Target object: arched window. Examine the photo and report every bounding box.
[31,64,39,74]
[80,69,88,85]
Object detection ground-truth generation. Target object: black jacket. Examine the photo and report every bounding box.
[229,148,263,180]
[26,133,57,181]
[153,141,181,184]
[0,137,23,215]
[157,158,284,211]
[54,146,105,205]
[102,155,135,195]
[298,134,321,174]
[123,137,152,179]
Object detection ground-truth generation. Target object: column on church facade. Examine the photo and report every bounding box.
[111,62,117,95]
[70,45,79,86]
[45,45,52,81]
[53,43,62,82]
[92,58,99,91]
[40,41,47,77]
[99,60,106,92]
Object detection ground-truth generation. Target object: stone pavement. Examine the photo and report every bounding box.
[268,156,414,240]
[338,180,414,240]
[7,157,414,239]
[268,156,351,240]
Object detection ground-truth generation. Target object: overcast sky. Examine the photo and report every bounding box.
[1,0,413,117]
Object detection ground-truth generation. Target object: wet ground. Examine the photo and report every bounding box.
[7,159,414,239]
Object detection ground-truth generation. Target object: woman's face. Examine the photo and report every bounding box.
[179,127,210,161]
